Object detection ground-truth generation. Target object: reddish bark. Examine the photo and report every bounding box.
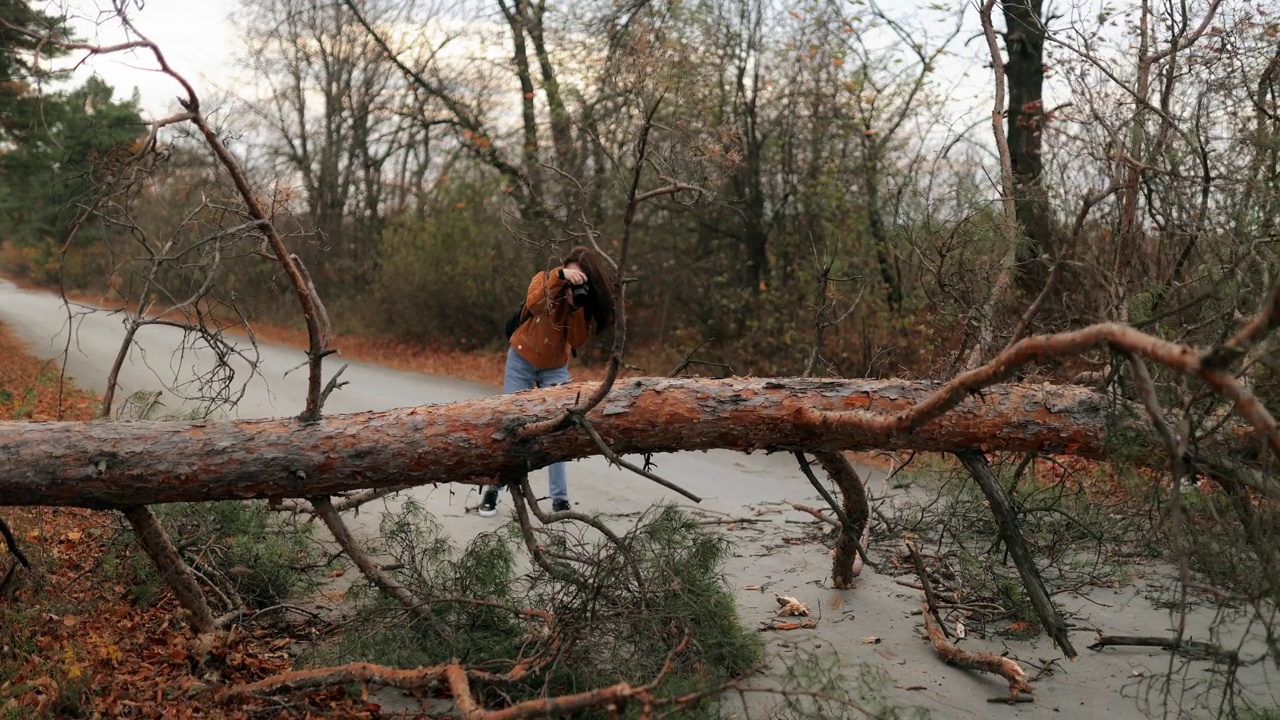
[909,540,1032,697]
[921,600,1033,698]
[0,377,1255,510]
[797,323,1277,463]
[814,451,870,589]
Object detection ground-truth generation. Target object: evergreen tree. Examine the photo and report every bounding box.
[0,75,144,255]
[0,4,145,283]
[0,0,71,142]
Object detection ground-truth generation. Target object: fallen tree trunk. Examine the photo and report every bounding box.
[0,377,1253,510]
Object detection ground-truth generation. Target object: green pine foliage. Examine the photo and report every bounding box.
[0,75,144,276]
[327,501,764,717]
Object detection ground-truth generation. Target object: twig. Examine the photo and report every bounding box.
[316,363,350,412]
[1088,635,1238,662]
[309,495,453,645]
[787,502,835,525]
[0,516,31,569]
[759,620,818,632]
[956,450,1077,658]
[1002,261,1061,352]
[575,415,701,502]
[909,542,1034,699]
[1126,354,1179,456]
[695,517,772,526]
[270,486,411,514]
[905,540,949,638]
[216,603,324,628]
[187,564,238,615]
[988,695,1036,704]
[507,478,578,584]
[668,338,734,378]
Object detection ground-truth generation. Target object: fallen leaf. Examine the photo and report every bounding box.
[861,636,881,644]
[775,594,810,617]
[743,585,762,591]
[956,620,966,639]
[1008,620,1038,633]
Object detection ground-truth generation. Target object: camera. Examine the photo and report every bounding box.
[570,281,591,305]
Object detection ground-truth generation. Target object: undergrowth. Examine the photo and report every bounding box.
[102,500,320,611]
[323,501,772,717]
[889,453,1146,632]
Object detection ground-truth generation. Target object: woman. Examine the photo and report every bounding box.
[479,246,615,517]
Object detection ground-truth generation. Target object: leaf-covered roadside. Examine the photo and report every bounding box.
[0,323,378,718]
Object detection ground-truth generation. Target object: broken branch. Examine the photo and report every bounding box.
[909,538,1034,699]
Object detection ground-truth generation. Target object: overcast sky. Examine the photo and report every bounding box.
[54,0,1006,120]
[61,0,243,117]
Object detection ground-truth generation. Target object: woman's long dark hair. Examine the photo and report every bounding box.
[562,245,615,331]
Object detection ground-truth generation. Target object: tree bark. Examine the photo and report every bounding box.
[0,377,1251,510]
[813,451,869,589]
[1002,0,1054,294]
[498,0,542,197]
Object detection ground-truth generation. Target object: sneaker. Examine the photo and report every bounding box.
[479,489,499,517]
[551,499,571,513]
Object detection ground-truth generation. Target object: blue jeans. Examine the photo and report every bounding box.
[490,347,570,500]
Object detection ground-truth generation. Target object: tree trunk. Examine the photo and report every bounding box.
[525,0,575,177]
[1002,0,1053,294]
[499,0,542,197]
[861,132,902,309]
[0,377,1250,510]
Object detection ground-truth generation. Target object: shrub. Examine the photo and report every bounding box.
[326,501,764,717]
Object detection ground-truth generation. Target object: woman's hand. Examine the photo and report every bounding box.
[561,265,587,286]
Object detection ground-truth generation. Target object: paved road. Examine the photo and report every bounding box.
[8,278,1275,718]
[0,277,839,537]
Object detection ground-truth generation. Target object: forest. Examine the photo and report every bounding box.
[0,0,1277,717]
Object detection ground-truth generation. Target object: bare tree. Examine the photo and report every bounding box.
[236,0,420,289]
[5,0,1280,715]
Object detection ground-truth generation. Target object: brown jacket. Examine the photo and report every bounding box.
[510,267,590,369]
